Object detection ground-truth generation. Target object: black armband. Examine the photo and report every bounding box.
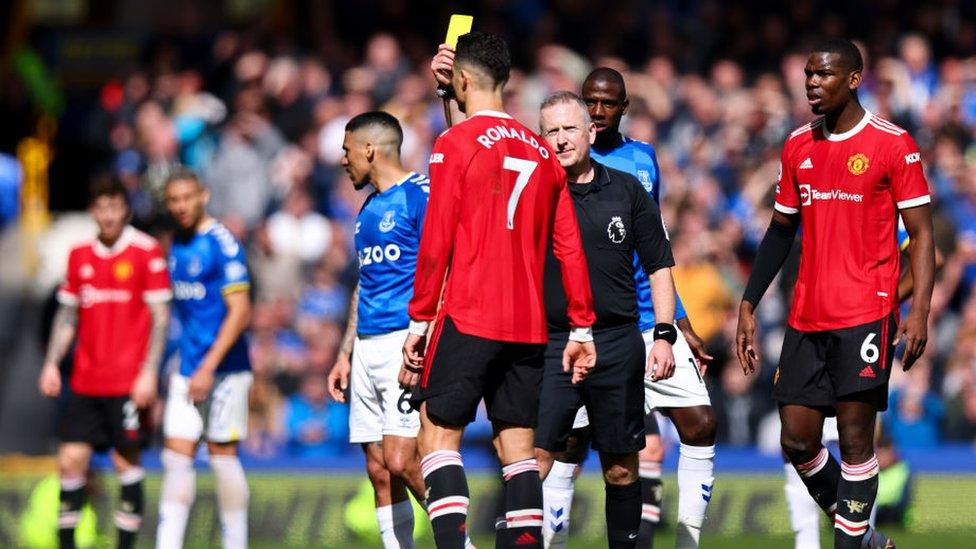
[653,323,677,345]
[742,217,799,306]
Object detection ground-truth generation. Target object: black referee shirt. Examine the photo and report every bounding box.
[544,161,674,332]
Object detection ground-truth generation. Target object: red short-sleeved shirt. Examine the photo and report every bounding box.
[408,110,595,344]
[58,226,172,396]
[774,111,930,332]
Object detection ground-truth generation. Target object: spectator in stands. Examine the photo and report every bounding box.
[284,373,349,458]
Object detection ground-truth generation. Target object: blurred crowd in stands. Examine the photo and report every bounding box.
[6,1,976,459]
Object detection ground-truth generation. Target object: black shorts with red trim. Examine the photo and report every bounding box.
[59,393,148,452]
[410,316,545,428]
[772,311,897,416]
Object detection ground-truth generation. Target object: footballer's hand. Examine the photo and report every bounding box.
[894,309,928,370]
[430,43,455,87]
[400,333,426,389]
[38,363,62,398]
[563,341,596,384]
[328,353,352,403]
[735,301,760,376]
[130,370,158,408]
[680,324,713,377]
[188,369,215,403]
[647,341,676,381]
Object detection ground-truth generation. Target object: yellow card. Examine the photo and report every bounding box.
[445,14,473,48]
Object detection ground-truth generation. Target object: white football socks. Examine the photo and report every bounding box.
[211,454,249,549]
[784,463,821,549]
[676,443,715,549]
[157,449,196,549]
[542,460,576,549]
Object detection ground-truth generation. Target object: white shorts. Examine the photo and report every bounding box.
[349,329,420,443]
[163,371,253,443]
[643,328,711,411]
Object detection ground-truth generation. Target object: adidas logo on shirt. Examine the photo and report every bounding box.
[799,157,814,169]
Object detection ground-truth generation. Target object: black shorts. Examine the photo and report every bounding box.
[536,324,646,454]
[59,393,147,452]
[410,316,546,428]
[773,311,897,415]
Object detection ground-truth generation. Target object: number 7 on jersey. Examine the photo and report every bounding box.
[504,156,538,229]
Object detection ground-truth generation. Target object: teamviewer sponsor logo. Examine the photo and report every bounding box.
[799,184,864,206]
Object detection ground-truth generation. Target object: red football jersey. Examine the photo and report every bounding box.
[774,111,930,331]
[409,110,595,343]
[57,226,172,396]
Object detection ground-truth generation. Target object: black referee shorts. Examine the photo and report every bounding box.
[536,323,646,454]
[410,316,546,428]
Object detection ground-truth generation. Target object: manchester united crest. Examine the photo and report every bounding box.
[847,153,870,175]
[113,260,133,281]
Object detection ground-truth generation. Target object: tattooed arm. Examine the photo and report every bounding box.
[38,303,79,397]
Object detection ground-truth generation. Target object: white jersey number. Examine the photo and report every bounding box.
[503,156,538,230]
[860,333,879,364]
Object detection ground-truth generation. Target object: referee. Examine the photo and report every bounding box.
[534,91,679,549]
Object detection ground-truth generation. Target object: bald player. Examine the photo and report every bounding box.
[541,68,718,549]
[328,111,431,548]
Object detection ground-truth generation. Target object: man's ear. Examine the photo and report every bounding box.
[849,69,863,91]
[364,142,375,163]
[621,97,630,116]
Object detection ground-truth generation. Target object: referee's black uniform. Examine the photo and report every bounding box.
[536,161,674,454]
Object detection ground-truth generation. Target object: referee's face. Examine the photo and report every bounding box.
[540,102,596,170]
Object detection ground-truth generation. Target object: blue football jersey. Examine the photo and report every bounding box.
[169,221,251,376]
[591,136,688,330]
[355,172,429,335]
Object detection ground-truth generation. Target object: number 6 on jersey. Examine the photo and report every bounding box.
[504,156,538,229]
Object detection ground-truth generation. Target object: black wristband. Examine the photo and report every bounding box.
[742,217,798,305]
[653,323,677,345]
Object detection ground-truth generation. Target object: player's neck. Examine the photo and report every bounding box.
[462,89,504,118]
[824,100,866,135]
[593,130,623,151]
[371,164,411,194]
[195,216,216,233]
[566,158,595,184]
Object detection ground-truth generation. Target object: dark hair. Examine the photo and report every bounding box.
[89,175,129,207]
[164,167,203,188]
[345,111,404,145]
[583,67,627,99]
[455,31,511,87]
[812,38,864,73]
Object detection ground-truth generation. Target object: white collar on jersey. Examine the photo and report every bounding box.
[92,225,135,258]
[469,110,513,119]
[822,109,873,142]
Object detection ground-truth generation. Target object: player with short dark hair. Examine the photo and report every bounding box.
[157,169,254,548]
[736,38,935,549]
[327,110,430,548]
[534,91,678,549]
[39,175,171,549]
[406,31,597,548]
